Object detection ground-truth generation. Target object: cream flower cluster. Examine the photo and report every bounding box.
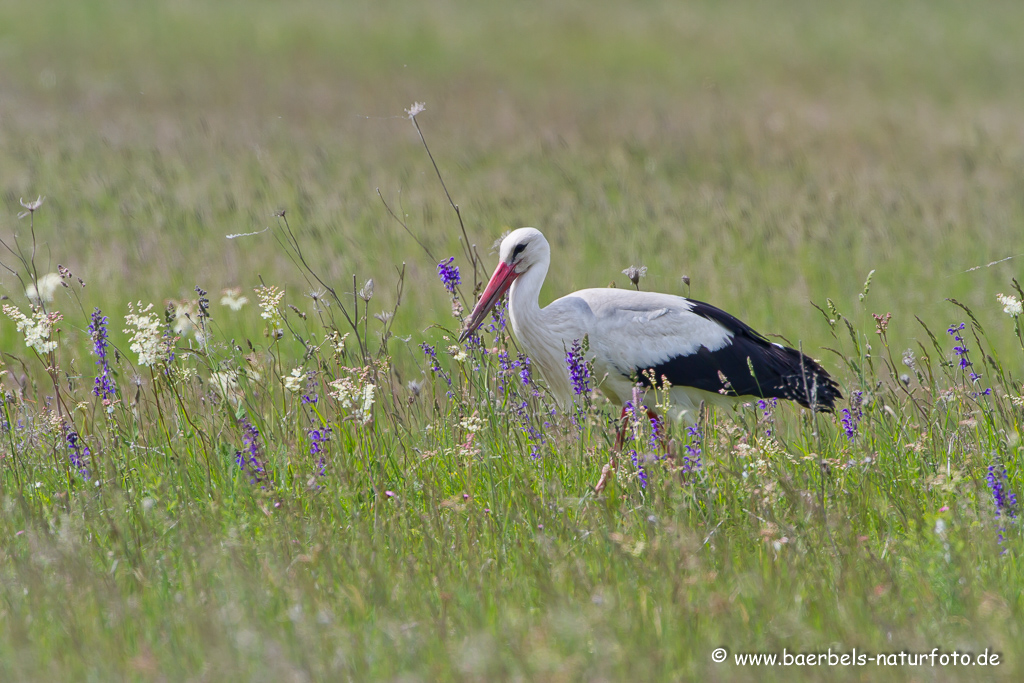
[3,304,60,354]
[328,374,376,424]
[997,293,1023,317]
[124,302,172,367]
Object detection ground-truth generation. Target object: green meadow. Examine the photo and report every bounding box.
[2,0,1024,680]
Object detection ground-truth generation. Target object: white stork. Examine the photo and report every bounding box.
[459,227,841,427]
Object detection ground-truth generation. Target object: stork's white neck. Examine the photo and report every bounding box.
[507,254,576,406]
[508,255,547,327]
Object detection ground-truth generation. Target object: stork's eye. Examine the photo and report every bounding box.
[511,243,526,259]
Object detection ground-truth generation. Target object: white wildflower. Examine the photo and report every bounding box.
[449,345,468,362]
[358,279,374,302]
[360,384,375,417]
[460,413,484,435]
[330,331,350,357]
[307,288,328,310]
[329,376,357,407]
[997,293,1023,317]
[283,367,304,393]
[25,273,63,303]
[255,285,285,325]
[18,195,44,219]
[328,372,375,424]
[458,411,484,456]
[3,304,60,354]
[124,302,172,367]
[220,287,249,311]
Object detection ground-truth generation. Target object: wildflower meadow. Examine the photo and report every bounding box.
[2,1,1024,681]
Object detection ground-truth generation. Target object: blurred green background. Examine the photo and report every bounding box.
[2,0,1023,370]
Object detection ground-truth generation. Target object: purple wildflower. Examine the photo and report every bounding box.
[437,257,461,295]
[683,425,702,473]
[235,420,266,485]
[495,350,513,396]
[308,426,330,455]
[485,299,508,335]
[565,339,591,397]
[89,308,116,401]
[462,332,486,369]
[841,409,855,439]
[518,353,532,385]
[620,398,649,486]
[648,415,661,451]
[987,463,1018,551]
[307,424,329,487]
[757,398,777,437]
[988,464,1018,519]
[948,323,970,370]
[302,371,319,405]
[948,323,991,396]
[506,397,544,458]
[630,448,648,489]
[66,430,91,479]
[195,285,210,320]
[497,350,513,373]
[840,390,864,441]
[421,342,452,387]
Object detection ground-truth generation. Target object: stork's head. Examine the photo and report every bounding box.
[459,228,549,341]
[498,227,549,274]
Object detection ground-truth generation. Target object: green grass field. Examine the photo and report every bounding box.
[2,0,1024,680]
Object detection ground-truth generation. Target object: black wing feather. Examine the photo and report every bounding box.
[636,299,842,411]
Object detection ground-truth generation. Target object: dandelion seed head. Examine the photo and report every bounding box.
[169,299,201,337]
[406,101,426,118]
[25,273,62,304]
[622,265,647,288]
[220,287,249,311]
[17,195,44,219]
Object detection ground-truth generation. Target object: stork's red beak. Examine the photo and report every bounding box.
[459,261,519,342]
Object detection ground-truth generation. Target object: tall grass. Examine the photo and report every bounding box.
[2,122,1024,679]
